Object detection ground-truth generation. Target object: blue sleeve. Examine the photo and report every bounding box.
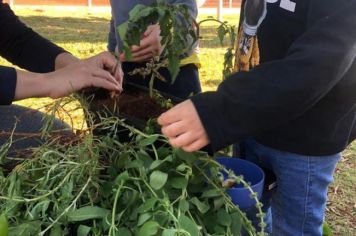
[107,16,117,52]
[167,0,198,18]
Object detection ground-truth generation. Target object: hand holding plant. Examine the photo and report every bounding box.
[120,24,164,62]
[158,99,210,152]
[85,51,124,88]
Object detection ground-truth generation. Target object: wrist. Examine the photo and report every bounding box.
[55,52,80,70]
[15,70,49,100]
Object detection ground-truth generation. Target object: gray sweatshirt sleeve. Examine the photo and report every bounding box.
[167,0,198,18]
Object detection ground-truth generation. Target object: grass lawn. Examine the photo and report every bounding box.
[1,6,355,235]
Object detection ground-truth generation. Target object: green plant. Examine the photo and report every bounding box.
[119,1,198,83]
[0,100,266,236]
[0,214,9,236]
[119,2,237,99]
[198,17,237,79]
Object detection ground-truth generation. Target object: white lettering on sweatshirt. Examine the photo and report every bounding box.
[266,0,296,12]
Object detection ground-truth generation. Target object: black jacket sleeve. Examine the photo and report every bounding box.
[0,1,67,105]
[0,66,17,105]
[191,1,356,151]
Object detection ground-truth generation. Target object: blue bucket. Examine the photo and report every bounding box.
[216,157,265,209]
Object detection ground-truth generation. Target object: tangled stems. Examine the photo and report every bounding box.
[0,166,80,203]
[39,176,92,236]
[116,117,266,235]
[108,182,124,236]
[0,112,263,235]
[197,157,267,236]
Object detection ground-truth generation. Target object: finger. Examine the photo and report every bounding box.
[91,69,120,87]
[119,53,126,62]
[169,132,198,148]
[158,109,181,126]
[182,139,208,153]
[99,52,117,69]
[113,66,124,88]
[131,36,153,53]
[90,75,121,91]
[131,42,149,53]
[161,121,186,138]
[143,25,155,37]
[130,53,154,62]
[131,47,157,59]
[119,51,152,63]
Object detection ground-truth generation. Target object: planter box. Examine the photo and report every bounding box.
[85,83,181,140]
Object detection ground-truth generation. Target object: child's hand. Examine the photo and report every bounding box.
[158,100,210,152]
[120,24,164,62]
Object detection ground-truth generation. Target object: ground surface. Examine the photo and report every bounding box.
[0,6,355,235]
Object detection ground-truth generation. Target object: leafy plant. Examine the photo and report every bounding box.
[119,2,237,100]
[0,102,266,236]
[118,1,198,83]
[198,17,237,79]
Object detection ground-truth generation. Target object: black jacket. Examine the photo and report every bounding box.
[0,1,66,105]
[192,0,356,156]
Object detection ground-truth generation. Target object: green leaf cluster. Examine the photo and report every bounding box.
[0,113,264,236]
[118,2,198,83]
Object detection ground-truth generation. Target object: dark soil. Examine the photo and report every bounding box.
[88,85,169,122]
[116,90,167,121]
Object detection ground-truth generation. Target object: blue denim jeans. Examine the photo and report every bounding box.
[238,138,340,236]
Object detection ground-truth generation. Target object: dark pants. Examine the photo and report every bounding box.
[122,62,202,99]
[0,105,71,156]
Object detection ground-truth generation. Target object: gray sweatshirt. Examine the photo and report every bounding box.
[108,0,198,56]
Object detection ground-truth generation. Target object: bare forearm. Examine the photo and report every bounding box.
[54,52,80,70]
[14,70,49,101]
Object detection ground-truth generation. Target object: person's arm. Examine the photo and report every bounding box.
[107,17,117,53]
[167,0,198,19]
[0,52,122,105]
[0,2,69,72]
[158,0,356,152]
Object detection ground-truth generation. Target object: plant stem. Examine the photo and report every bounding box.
[39,176,92,236]
[109,182,124,236]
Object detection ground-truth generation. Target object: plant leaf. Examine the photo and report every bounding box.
[201,189,222,198]
[77,225,91,236]
[230,212,242,235]
[0,214,8,236]
[117,228,132,236]
[217,209,232,227]
[175,149,198,165]
[115,170,129,184]
[139,135,159,147]
[137,198,158,213]
[138,221,160,236]
[178,215,199,236]
[162,229,176,236]
[217,24,226,46]
[190,197,210,214]
[8,221,41,236]
[150,170,168,190]
[170,177,188,189]
[137,213,152,226]
[179,199,190,213]
[67,206,109,222]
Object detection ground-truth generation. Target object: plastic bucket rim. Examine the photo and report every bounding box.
[215,156,265,189]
